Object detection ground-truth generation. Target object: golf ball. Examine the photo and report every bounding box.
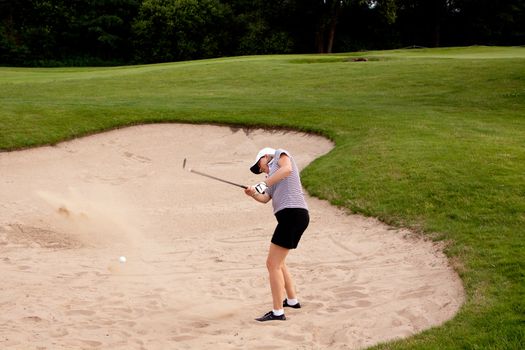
[119,256,127,263]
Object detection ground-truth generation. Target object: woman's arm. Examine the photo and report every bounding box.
[264,153,292,187]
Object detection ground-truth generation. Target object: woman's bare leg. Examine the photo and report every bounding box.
[266,243,290,310]
[282,263,296,300]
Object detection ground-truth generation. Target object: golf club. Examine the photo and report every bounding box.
[183,158,247,189]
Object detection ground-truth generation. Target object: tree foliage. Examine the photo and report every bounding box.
[132,0,232,63]
[0,0,523,66]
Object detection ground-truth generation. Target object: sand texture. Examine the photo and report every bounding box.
[0,124,463,349]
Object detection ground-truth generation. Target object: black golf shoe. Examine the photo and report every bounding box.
[283,299,301,309]
[255,311,286,322]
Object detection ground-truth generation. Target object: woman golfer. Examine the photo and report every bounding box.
[245,147,309,322]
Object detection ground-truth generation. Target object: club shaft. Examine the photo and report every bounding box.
[190,169,247,189]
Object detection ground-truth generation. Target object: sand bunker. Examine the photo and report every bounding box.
[0,124,463,349]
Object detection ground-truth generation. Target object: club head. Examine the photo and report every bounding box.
[183,158,187,169]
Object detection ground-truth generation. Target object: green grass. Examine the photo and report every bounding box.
[1,46,524,349]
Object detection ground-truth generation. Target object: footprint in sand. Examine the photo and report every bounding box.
[80,339,103,348]
[21,316,44,322]
[355,299,373,307]
[66,310,96,316]
[123,151,152,163]
[50,328,69,338]
[399,285,435,299]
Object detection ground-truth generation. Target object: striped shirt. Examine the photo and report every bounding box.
[265,149,308,214]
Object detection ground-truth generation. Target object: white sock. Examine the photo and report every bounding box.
[272,309,284,316]
[286,298,298,306]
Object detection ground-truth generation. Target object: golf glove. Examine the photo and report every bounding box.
[255,182,268,194]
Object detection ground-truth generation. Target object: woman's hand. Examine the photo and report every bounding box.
[245,185,271,203]
[245,186,257,197]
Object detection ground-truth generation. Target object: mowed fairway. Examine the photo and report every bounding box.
[1,46,524,349]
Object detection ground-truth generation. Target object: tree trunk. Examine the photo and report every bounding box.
[432,0,443,47]
[326,15,338,53]
[323,1,342,54]
[315,29,326,53]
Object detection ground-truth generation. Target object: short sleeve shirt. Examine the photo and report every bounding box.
[265,149,308,214]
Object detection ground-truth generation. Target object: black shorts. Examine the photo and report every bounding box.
[272,208,309,249]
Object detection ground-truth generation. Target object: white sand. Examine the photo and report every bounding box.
[0,124,463,349]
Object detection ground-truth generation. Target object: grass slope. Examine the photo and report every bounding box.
[1,46,524,349]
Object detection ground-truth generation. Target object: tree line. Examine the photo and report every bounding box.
[1,0,523,66]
